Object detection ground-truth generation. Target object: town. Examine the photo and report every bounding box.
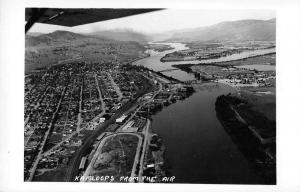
[24,60,194,182]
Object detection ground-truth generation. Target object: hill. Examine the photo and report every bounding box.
[156,18,276,42]
[27,32,44,37]
[25,30,147,73]
[87,29,150,43]
[25,30,90,47]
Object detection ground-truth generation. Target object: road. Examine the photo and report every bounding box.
[106,72,123,101]
[27,87,66,181]
[94,73,106,117]
[138,119,151,182]
[76,84,83,132]
[157,68,180,73]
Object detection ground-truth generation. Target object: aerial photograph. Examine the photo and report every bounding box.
[24,8,276,184]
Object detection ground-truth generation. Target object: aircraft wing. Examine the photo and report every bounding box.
[25,8,163,32]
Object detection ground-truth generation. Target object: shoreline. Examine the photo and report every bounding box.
[215,94,276,184]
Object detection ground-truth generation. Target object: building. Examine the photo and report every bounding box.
[116,114,127,123]
[79,157,87,170]
[122,120,138,132]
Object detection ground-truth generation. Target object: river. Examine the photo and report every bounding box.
[134,43,196,81]
[133,42,275,81]
[132,42,265,184]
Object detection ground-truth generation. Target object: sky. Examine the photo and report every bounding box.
[28,9,276,34]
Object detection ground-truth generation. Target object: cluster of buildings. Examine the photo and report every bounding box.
[215,69,276,87]
[191,64,276,88]
[24,64,71,179]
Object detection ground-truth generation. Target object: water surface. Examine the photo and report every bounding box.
[151,83,261,183]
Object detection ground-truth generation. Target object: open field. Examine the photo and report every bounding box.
[84,134,140,182]
[239,87,276,121]
[212,53,275,66]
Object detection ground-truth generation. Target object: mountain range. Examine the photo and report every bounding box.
[152,18,276,42]
[26,18,276,46]
[87,29,150,43]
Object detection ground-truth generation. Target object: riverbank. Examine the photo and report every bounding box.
[215,94,276,184]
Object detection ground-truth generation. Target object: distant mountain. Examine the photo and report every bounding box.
[27,32,44,37]
[26,30,99,47]
[40,30,85,40]
[154,18,276,42]
[25,30,150,47]
[87,29,150,43]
